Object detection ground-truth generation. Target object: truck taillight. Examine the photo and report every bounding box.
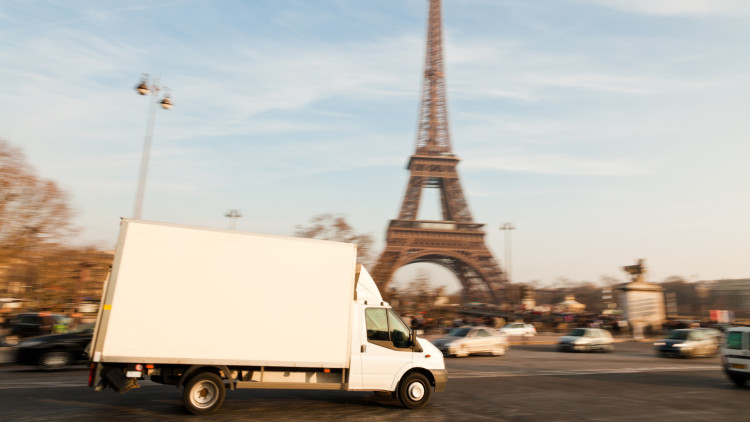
[88,363,96,387]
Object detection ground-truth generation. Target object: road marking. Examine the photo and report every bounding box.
[448,365,719,379]
[0,380,159,390]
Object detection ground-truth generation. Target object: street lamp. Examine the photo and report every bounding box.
[225,209,242,230]
[133,74,173,219]
[499,223,516,283]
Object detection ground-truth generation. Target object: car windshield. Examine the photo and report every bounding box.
[447,327,472,337]
[666,330,690,340]
[568,328,586,337]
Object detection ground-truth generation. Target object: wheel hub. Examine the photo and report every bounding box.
[192,382,216,407]
[408,381,425,400]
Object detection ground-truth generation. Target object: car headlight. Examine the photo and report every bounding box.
[574,339,587,345]
[674,343,690,348]
[653,342,666,346]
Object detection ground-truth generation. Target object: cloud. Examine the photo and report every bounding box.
[581,0,750,16]
[466,152,645,176]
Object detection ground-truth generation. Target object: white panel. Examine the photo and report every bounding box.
[98,220,356,367]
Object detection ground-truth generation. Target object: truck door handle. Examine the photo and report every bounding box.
[361,345,366,353]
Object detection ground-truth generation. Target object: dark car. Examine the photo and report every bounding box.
[653,328,721,358]
[9,312,68,338]
[14,323,94,370]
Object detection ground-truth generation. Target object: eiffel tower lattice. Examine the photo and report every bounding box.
[372,0,506,304]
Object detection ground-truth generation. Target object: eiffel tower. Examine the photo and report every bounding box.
[372,0,506,304]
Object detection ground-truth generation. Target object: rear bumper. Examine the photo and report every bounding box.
[432,369,448,392]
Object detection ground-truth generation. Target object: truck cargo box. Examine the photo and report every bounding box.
[91,219,357,368]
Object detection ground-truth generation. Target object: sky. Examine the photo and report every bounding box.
[1,0,749,292]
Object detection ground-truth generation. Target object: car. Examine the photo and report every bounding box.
[721,326,750,387]
[498,322,537,337]
[8,312,69,338]
[14,323,94,370]
[431,326,509,357]
[557,328,614,352]
[654,328,721,358]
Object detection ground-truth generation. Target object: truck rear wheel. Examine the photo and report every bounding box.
[398,373,431,409]
[183,372,226,415]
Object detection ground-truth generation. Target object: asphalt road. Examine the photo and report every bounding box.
[1,341,748,421]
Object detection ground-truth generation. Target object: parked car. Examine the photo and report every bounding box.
[654,328,721,358]
[431,326,509,357]
[557,328,614,352]
[8,312,69,338]
[721,326,750,387]
[14,323,94,370]
[498,323,537,337]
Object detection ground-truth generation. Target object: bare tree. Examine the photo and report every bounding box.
[294,213,374,268]
[0,139,76,295]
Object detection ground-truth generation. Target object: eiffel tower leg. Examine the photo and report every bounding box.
[399,176,424,221]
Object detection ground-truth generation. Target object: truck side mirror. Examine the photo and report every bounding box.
[410,329,422,352]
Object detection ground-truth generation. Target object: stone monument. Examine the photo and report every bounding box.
[616,259,666,338]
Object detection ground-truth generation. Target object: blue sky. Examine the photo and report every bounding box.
[1,0,749,290]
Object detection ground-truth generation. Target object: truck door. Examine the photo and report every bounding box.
[359,307,413,390]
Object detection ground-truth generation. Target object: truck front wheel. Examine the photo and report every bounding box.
[183,372,226,415]
[398,373,431,409]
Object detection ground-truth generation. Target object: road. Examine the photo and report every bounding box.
[1,341,748,421]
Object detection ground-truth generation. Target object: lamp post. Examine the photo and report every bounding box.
[499,223,516,283]
[133,74,173,219]
[225,209,242,230]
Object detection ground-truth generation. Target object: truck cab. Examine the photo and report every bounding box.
[721,326,750,387]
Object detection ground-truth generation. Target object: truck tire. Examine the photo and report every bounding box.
[729,372,747,388]
[38,350,72,371]
[398,373,431,409]
[183,372,226,415]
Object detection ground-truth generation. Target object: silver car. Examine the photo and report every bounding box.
[557,328,614,352]
[431,326,509,357]
[654,328,721,358]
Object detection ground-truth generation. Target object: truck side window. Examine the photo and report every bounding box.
[365,308,390,342]
[726,332,743,350]
[365,308,413,350]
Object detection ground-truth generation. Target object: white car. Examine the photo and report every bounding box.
[431,326,509,357]
[557,328,614,352]
[499,323,537,337]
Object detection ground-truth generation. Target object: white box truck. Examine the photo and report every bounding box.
[88,219,447,414]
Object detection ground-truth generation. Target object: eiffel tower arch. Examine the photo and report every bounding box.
[372,0,507,304]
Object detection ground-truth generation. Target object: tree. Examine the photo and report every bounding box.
[294,213,374,267]
[1,138,76,294]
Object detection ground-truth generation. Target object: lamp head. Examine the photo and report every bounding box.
[160,96,173,110]
[136,80,150,95]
